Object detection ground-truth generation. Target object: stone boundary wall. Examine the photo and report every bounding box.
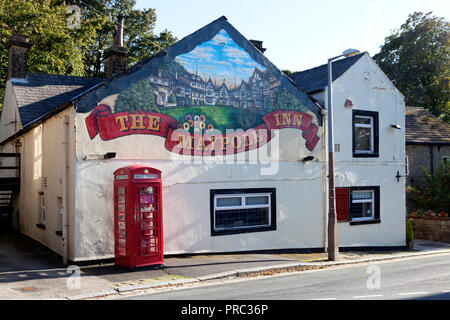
[409,218,450,243]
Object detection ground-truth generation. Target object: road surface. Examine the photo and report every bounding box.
[120,253,450,300]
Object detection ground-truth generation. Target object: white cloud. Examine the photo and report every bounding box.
[210,30,233,45]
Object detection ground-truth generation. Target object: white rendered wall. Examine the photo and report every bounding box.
[327,53,406,247]
[73,106,325,260]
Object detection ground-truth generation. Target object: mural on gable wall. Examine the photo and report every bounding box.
[84,28,321,155]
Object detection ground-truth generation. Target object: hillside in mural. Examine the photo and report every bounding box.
[114,29,309,131]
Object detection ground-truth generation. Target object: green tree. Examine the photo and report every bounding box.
[114,77,159,113]
[373,12,450,123]
[282,70,293,77]
[0,0,176,111]
[272,88,306,112]
[409,162,450,214]
[168,93,176,104]
[0,0,101,110]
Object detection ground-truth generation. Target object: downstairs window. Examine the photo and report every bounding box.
[210,188,276,236]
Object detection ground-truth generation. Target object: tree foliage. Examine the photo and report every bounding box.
[0,0,101,110]
[76,0,176,77]
[0,0,176,111]
[114,77,159,113]
[409,162,450,214]
[373,12,450,123]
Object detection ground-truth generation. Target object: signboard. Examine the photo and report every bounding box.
[134,174,158,180]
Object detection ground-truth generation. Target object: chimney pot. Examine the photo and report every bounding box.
[115,15,124,47]
[105,15,129,78]
[249,40,266,54]
[7,33,32,80]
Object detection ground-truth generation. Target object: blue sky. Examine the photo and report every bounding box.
[175,29,266,86]
[136,0,450,72]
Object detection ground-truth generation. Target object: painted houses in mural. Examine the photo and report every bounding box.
[138,30,280,111]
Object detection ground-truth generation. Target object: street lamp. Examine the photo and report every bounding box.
[327,48,360,261]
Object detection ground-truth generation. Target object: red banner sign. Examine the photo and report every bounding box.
[85,105,320,155]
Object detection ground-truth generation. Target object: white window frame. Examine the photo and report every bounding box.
[405,155,409,176]
[213,193,271,232]
[354,115,374,154]
[351,190,375,222]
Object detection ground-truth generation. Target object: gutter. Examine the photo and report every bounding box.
[406,141,450,146]
[0,101,72,146]
[0,79,106,147]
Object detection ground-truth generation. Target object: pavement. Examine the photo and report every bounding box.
[1,231,450,300]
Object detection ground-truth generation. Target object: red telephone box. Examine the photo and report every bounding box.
[113,165,163,268]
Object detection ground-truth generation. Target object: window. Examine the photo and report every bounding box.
[351,190,374,220]
[352,110,379,157]
[335,186,381,225]
[56,197,63,236]
[40,193,45,224]
[349,187,380,225]
[210,188,276,236]
[36,192,46,230]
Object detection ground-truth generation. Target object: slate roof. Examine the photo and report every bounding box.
[12,72,103,126]
[289,53,365,94]
[405,106,450,145]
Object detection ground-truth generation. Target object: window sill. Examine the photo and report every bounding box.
[36,223,46,230]
[353,153,379,158]
[350,219,381,226]
[212,225,276,237]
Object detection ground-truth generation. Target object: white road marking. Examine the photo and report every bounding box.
[309,298,337,300]
[353,294,384,298]
[398,292,430,296]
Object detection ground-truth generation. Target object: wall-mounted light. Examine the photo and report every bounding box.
[85,152,116,160]
[395,171,406,182]
[391,124,401,130]
[302,156,314,162]
[103,152,116,159]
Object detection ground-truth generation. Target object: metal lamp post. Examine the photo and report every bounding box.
[327,49,360,261]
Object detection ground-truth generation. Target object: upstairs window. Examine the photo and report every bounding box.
[353,110,379,158]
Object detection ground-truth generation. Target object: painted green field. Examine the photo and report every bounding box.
[160,105,244,131]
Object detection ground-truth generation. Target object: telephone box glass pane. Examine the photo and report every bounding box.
[137,185,159,257]
[116,186,127,257]
[141,187,154,194]
[140,195,154,204]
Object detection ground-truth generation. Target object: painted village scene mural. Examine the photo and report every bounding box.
[85,29,321,155]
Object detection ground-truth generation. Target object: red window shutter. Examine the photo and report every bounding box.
[335,188,349,222]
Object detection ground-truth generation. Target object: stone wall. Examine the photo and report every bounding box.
[409,218,450,243]
[406,144,450,186]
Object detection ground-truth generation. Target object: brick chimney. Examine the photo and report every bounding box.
[104,15,129,78]
[249,40,266,54]
[7,33,32,80]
